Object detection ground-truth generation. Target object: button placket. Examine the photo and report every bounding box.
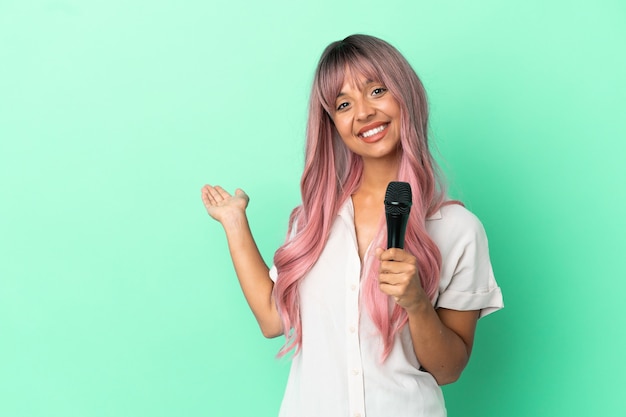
[340,200,366,417]
[346,261,365,417]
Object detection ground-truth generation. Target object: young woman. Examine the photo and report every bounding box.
[201,34,503,417]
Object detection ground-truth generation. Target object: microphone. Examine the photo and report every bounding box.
[384,181,412,249]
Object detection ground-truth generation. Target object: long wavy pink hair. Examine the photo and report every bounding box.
[273,34,448,360]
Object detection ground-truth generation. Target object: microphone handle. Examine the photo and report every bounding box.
[386,213,408,249]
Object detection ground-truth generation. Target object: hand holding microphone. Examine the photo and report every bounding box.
[378,181,428,312]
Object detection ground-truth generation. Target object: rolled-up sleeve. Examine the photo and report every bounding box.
[430,205,503,318]
[269,265,278,283]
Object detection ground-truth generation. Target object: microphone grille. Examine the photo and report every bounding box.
[384,181,412,215]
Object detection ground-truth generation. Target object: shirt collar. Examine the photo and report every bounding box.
[338,198,355,221]
[427,210,442,220]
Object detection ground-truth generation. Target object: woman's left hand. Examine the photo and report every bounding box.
[376,247,479,385]
[376,247,430,313]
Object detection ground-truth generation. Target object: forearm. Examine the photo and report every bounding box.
[406,304,477,385]
[221,211,283,338]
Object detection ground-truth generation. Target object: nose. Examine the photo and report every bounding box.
[355,97,375,121]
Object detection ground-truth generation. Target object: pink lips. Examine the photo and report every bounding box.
[357,122,389,143]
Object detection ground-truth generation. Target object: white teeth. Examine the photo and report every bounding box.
[361,124,387,138]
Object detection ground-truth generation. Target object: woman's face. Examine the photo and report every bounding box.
[330,69,402,163]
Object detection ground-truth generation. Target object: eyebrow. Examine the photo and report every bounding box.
[336,79,376,99]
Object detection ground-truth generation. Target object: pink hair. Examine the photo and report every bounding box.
[273,35,448,359]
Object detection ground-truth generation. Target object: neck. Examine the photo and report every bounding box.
[357,154,400,197]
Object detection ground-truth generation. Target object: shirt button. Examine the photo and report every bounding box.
[352,369,360,376]
[349,326,356,333]
[354,413,362,417]
[350,284,357,291]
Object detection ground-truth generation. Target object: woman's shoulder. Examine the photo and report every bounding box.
[426,203,489,248]
[428,202,484,227]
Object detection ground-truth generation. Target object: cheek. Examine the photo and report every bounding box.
[385,101,401,118]
[334,119,353,139]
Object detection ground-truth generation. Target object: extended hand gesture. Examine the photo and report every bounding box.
[199,184,282,338]
[201,185,249,224]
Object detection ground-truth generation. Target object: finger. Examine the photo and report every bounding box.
[234,188,248,200]
[379,260,416,276]
[378,281,394,295]
[201,185,217,206]
[214,185,233,201]
[201,191,213,207]
[206,185,229,207]
[379,248,416,264]
[234,188,249,203]
[380,247,406,261]
[208,185,229,203]
[379,275,419,303]
[378,273,398,287]
[201,184,212,199]
[378,270,412,287]
[378,281,403,301]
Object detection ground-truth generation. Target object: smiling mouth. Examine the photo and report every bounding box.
[358,123,388,138]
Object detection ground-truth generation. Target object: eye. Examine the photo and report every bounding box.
[372,87,387,96]
[336,102,349,111]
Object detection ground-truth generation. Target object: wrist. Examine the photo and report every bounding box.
[404,295,433,317]
[220,209,249,231]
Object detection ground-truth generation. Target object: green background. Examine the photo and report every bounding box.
[1,0,625,416]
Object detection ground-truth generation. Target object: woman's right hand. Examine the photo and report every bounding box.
[201,185,249,224]
[200,185,282,337]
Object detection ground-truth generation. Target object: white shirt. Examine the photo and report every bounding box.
[270,199,503,417]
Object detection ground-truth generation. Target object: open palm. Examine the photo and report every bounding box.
[201,185,249,224]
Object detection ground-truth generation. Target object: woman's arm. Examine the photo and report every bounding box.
[376,247,479,385]
[407,306,478,385]
[201,185,283,338]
